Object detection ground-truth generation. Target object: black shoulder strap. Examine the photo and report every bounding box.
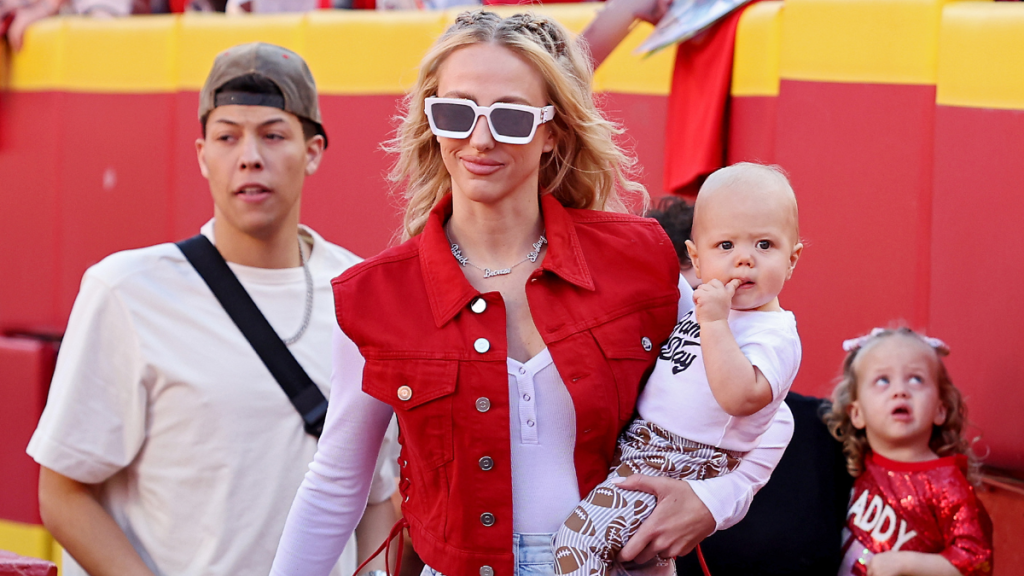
[176,234,327,438]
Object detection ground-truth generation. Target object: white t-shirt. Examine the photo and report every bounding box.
[638,308,801,452]
[27,222,398,576]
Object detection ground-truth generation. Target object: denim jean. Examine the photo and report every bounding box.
[419,533,555,576]
[420,532,675,576]
[514,533,556,576]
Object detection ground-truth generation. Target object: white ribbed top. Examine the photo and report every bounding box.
[506,349,580,533]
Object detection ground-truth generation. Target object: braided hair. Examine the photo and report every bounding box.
[388,10,647,241]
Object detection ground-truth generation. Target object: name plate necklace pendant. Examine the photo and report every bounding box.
[446,225,547,279]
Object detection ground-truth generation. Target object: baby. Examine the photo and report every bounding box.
[553,162,804,576]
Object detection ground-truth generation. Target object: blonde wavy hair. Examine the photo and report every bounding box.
[823,327,980,484]
[387,10,648,241]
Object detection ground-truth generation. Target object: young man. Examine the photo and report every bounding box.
[27,43,398,576]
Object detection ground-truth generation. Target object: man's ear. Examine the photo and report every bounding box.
[196,138,209,179]
[304,135,326,176]
[685,239,701,280]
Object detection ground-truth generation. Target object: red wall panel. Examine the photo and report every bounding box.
[598,92,669,199]
[0,92,64,335]
[774,80,936,397]
[727,95,778,166]
[930,105,1024,470]
[302,94,405,257]
[57,93,177,321]
[0,336,57,524]
[171,91,215,242]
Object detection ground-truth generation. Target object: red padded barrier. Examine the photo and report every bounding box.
[0,92,176,335]
[930,105,1024,471]
[0,336,57,525]
[303,94,406,257]
[57,93,177,320]
[774,80,936,397]
[171,91,213,242]
[0,92,64,336]
[727,95,777,166]
[0,551,56,576]
[599,92,669,200]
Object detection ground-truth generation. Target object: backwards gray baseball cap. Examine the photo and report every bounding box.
[199,42,327,146]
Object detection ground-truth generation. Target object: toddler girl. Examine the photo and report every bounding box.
[825,327,993,576]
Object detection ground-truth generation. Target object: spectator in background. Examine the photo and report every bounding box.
[1,0,68,51]
[2,0,188,51]
[224,0,322,15]
[583,0,757,196]
[647,195,700,290]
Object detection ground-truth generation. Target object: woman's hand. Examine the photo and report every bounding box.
[2,0,61,51]
[614,475,716,564]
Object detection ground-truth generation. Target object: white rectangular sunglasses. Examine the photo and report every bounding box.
[424,97,556,145]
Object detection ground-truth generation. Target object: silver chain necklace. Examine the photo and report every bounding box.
[282,237,313,345]
[446,225,547,279]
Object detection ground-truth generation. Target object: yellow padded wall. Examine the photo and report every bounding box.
[9,18,67,91]
[62,16,179,92]
[937,2,1024,110]
[177,13,306,90]
[0,520,54,562]
[779,0,986,85]
[7,7,674,96]
[732,1,783,97]
[305,10,447,94]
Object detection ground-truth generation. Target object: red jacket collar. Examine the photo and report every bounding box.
[419,193,596,328]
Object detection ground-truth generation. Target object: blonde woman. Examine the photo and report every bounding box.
[271,11,793,576]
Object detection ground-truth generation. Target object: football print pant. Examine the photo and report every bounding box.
[553,418,743,576]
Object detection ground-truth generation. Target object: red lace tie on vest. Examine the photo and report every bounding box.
[352,518,408,576]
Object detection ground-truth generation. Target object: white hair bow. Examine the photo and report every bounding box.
[842,327,950,356]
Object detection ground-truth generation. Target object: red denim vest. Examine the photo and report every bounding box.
[333,194,680,576]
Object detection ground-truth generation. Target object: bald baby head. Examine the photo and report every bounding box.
[685,162,803,312]
[692,163,799,244]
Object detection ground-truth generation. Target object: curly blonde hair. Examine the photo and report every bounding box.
[387,10,648,241]
[823,327,979,484]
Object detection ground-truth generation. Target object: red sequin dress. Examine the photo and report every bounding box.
[839,452,993,576]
